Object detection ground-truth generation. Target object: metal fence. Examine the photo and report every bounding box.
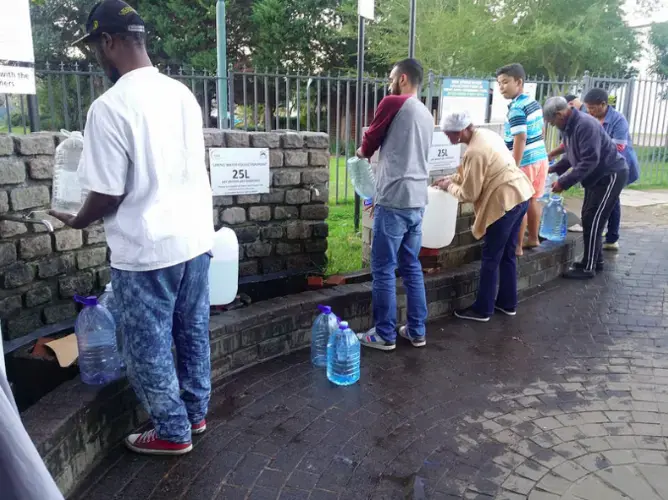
[2,64,668,203]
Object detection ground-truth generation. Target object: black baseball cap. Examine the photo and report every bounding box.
[564,94,578,103]
[73,0,145,45]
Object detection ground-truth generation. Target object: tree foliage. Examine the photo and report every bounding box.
[649,22,668,79]
[358,0,642,79]
[29,0,648,79]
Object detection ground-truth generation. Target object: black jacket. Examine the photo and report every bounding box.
[552,109,627,190]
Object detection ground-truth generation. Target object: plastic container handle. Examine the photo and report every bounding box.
[74,295,98,307]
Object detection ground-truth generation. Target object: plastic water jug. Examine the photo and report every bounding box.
[98,283,125,367]
[539,195,568,242]
[52,130,89,214]
[311,305,339,367]
[539,172,558,204]
[74,295,123,385]
[347,157,376,199]
[326,321,360,386]
[421,187,459,249]
[209,227,239,306]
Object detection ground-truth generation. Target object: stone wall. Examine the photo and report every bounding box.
[0,130,330,341]
[205,130,329,278]
[0,133,110,341]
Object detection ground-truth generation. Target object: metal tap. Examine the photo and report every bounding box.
[0,212,55,233]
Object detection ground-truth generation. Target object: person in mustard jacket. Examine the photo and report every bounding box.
[433,112,534,322]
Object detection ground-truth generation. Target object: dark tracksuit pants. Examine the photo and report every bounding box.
[581,168,628,271]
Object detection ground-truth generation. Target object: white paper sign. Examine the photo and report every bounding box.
[440,79,490,126]
[210,148,270,196]
[0,0,36,94]
[358,0,374,19]
[429,130,461,172]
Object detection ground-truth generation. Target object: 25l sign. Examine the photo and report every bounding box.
[210,148,271,196]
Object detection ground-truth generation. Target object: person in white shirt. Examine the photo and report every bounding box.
[50,1,214,456]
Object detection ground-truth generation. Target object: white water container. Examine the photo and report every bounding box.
[52,130,89,214]
[421,187,459,249]
[209,227,239,306]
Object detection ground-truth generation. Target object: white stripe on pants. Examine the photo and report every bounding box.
[585,173,617,271]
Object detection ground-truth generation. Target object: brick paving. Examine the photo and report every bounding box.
[73,227,668,500]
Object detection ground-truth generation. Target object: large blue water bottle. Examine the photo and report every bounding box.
[98,283,125,368]
[311,305,339,367]
[326,321,360,386]
[539,194,568,242]
[74,295,123,385]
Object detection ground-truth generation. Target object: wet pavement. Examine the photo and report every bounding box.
[73,226,668,500]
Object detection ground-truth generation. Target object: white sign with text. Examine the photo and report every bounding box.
[429,130,461,172]
[210,148,270,196]
[0,0,36,94]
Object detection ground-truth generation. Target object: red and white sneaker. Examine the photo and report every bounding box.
[124,429,192,456]
[191,419,207,435]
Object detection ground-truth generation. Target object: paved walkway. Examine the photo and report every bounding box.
[74,227,668,500]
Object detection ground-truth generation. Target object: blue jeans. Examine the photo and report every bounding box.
[473,201,529,316]
[371,205,427,342]
[111,253,212,443]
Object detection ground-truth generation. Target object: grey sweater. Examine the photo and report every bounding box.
[361,94,434,209]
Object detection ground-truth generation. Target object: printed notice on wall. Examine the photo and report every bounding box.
[428,130,461,173]
[0,0,36,94]
[210,148,270,196]
[440,79,490,126]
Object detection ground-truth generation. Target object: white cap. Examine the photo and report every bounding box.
[440,111,472,132]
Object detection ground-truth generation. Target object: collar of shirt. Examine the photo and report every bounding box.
[563,107,581,135]
[116,66,158,84]
[507,93,528,109]
[602,106,618,127]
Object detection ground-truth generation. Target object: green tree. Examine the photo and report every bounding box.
[250,0,345,73]
[649,22,668,79]
[502,0,640,80]
[353,0,643,79]
[30,0,99,62]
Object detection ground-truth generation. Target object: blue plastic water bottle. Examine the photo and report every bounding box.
[74,295,123,385]
[326,321,360,386]
[539,195,568,242]
[311,305,339,367]
[98,283,125,368]
[539,173,558,204]
[347,157,376,199]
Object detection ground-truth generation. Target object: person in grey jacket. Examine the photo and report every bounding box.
[543,96,628,280]
[356,58,434,351]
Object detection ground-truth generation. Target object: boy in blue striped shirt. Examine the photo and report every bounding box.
[496,63,549,256]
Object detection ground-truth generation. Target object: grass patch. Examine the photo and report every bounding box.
[0,124,31,135]
[326,157,363,275]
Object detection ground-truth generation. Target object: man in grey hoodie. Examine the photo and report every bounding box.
[356,58,434,351]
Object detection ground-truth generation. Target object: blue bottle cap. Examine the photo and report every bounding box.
[74,295,98,307]
[339,321,349,329]
[317,305,332,314]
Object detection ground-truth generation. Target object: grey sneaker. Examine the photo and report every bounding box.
[603,242,619,251]
[359,328,396,351]
[398,326,426,347]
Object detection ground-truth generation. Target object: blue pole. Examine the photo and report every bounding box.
[216,0,228,129]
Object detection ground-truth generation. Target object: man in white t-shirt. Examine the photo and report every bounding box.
[50,1,214,456]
